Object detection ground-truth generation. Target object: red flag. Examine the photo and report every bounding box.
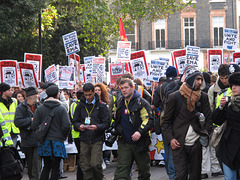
[119,18,128,41]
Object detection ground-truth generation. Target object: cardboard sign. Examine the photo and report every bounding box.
[208,49,223,73]
[68,54,80,81]
[130,51,149,85]
[116,41,131,62]
[83,69,93,83]
[223,28,238,50]
[186,46,200,67]
[0,60,18,87]
[24,53,42,81]
[148,58,169,82]
[62,31,80,56]
[172,49,186,74]
[18,62,38,88]
[110,63,124,85]
[58,66,75,89]
[84,56,94,71]
[233,52,240,66]
[92,57,105,77]
[44,64,58,84]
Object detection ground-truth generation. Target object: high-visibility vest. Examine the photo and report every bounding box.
[136,85,144,97]
[70,101,80,138]
[0,112,13,147]
[0,98,19,134]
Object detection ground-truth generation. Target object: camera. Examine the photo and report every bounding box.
[104,127,117,147]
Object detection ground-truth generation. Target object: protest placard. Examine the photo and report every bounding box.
[130,51,149,85]
[172,49,186,74]
[44,64,58,84]
[62,31,80,56]
[223,28,238,50]
[110,63,124,85]
[0,60,18,87]
[83,69,93,83]
[79,64,85,83]
[68,54,80,81]
[148,58,169,82]
[24,53,42,81]
[233,52,240,67]
[84,56,94,71]
[208,49,223,73]
[18,62,38,88]
[58,66,75,89]
[186,46,200,67]
[116,41,131,62]
[92,57,105,77]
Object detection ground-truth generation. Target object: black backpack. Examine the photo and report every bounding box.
[0,144,23,180]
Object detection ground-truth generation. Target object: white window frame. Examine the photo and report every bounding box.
[183,17,195,47]
[212,16,224,47]
[154,19,166,49]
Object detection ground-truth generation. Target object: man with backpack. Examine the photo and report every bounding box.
[161,67,212,180]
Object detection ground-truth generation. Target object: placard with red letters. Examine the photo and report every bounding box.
[172,49,186,75]
[18,62,38,88]
[92,57,105,77]
[208,49,223,73]
[116,41,131,62]
[0,60,18,87]
[24,53,42,82]
[233,52,240,66]
[44,64,58,84]
[110,63,124,85]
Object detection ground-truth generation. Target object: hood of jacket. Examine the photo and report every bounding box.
[43,98,61,109]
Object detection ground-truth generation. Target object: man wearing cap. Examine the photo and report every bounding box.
[14,87,41,180]
[0,82,19,147]
[162,67,212,180]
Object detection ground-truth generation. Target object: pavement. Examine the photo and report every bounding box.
[22,160,225,180]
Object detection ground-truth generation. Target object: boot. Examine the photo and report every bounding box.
[68,154,76,172]
[63,158,68,172]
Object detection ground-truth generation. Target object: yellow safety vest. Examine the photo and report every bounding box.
[216,88,232,108]
[70,101,80,138]
[0,98,19,134]
[0,112,13,147]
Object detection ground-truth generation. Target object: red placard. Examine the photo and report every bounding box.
[208,49,223,73]
[24,53,42,82]
[18,62,39,88]
[130,51,149,75]
[172,49,186,75]
[0,60,18,87]
[233,52,240,65]
[110,63,124,85]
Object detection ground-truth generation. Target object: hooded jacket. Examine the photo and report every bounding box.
[32,98,71,143]
[72,93,110,144]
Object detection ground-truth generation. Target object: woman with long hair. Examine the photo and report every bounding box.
[94,83,109,104]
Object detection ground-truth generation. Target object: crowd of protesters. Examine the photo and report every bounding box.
[1,63,240,180]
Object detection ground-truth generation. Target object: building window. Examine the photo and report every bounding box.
[154,19,166,48]
[184,18,195,46]
[212,16,224,47]
[125,24,136,49]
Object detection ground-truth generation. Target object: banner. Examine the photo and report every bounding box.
[24,53,42,81]
[148,58,169,82]
[172,49,186,74]
[116,41,131,62]
[110,63,124,85]
[186,46,200,67]
[129,51,149,85]
[149,133,165,161]
[58,66,75,89]
[223,28,238,50]
[0,60,18,87]
[208,49,223,73]
[62,31,80,56]
[44,64,58,84]
[18,62,38,88]
[233,52,240,66]
[92,57,105,77]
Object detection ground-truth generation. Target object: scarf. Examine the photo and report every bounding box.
[229,96,240,112]
[179,82,201,112]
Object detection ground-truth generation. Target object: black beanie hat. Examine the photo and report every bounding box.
[0,82,11,92]
[228,64,240,76]
[185,67,202,89]
[165,66,178,78]
[202,72,211,84]
[25,87,39,97]
[46,85,59,98]
[228,72,240,89]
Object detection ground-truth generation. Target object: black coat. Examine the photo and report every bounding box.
[14,100,40,147]
[72,93,110,143]
[212,104,240,170]
[32,98,71,143]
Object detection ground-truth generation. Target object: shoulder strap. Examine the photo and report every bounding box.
[174,91,183,119]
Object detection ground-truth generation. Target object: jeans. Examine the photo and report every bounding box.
[163,135,175,180]
[222,162,237,180]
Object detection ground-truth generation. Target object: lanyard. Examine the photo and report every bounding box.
[85,104,96,117]
[124,99,130,114]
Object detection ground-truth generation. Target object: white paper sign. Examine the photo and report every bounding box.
[223,28,238,50]
[148,58,169,82]
[186,46,200,67]
[62,31,80,56]
[116,41,131,62]
[58,66,75,89]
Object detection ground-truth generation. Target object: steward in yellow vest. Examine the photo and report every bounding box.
[0,82,19,147]
[0,112,13,147]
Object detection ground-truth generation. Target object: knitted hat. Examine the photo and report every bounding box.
[0,82,10,92]
[185,67,202,89]
[227,64,240,76]
[228,72,240,88]
[25,87,39,97]
[165,66,178,78]
[46,85,59,98]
